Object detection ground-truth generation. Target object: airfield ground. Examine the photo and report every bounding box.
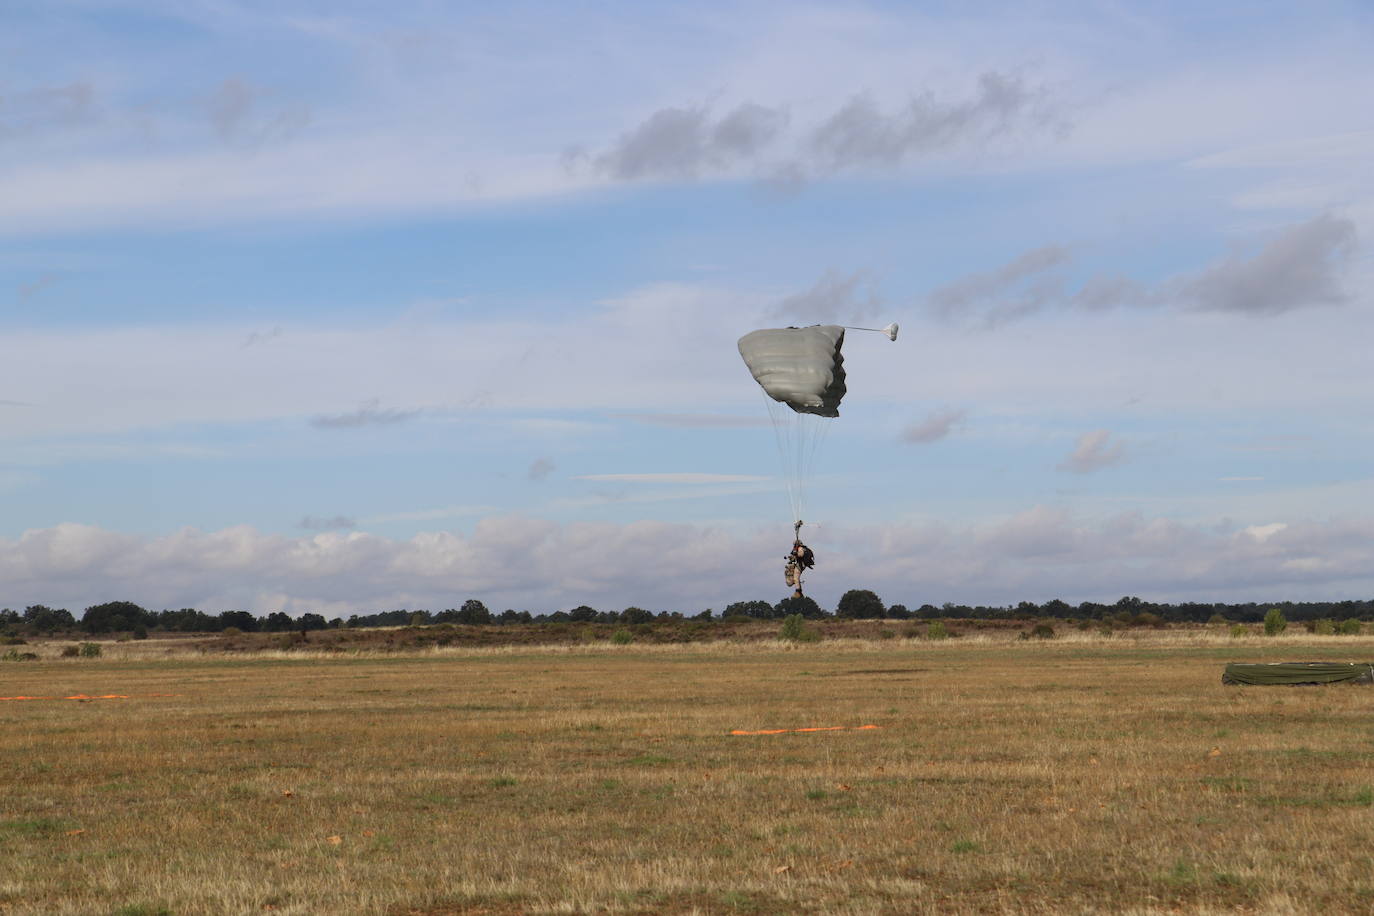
[3,630,1373,914]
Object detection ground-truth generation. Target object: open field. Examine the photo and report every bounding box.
[5,633,1374,914]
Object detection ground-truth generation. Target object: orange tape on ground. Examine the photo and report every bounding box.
[2,694,179,702]
[730,725,881,736]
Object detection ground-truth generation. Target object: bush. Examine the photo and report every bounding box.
[1208,613,1229,625]
[1022,622,1056,640]
[926,621,949,640]
[610,628,634,645]
[1339,618,1363,635]
[1,649,39,661]
[1229,624,1248,639]
[80,642,102,658]
[1311,618,1335,636]
[61,645,80,657]
[221,627,242,637]
[1263,608,1287,637]
[779,614,819,643]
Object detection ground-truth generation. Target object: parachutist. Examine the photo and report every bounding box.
[784,535,815,596]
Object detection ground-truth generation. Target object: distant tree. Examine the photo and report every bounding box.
[82,601,152,634]
[299,613,328,631]
[1263,608,1287,636]
[567,605,597,622]
[887,603,912,620]
[774,595,825,619]
[620,607,654,625]
[262,612,294,632]
[916,604,940,619]
[156,608,216,632]
[24,605,76,632]
[1014,601,1040,618]
[1042,599,1072,617]
[1077,601,1106,619]
[217,610,259,633]
[451,602,489,623]
[692,609,714,621]
[836,589,885,619]
[497,609,532,625]
[722,600,776,619]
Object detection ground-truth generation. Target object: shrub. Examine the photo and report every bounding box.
[610,628,634,645]
[1208,613,1229,625]
[79,642,102,658]
[779,614,819,643]
[1,649,39,661]
[222,627,242,637]
[61,645,80,657]
[1339,618,1363,635]
[1311,618,1335,636]
[1263,608,1287,637]
[926,621,949,640]
[1022,622,1056,640]
[1229,624,1248,639]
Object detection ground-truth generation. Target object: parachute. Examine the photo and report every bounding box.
[738,322,897,525]
[737,325,848,418]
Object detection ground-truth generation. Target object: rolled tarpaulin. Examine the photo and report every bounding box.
[1222,662,1374,685]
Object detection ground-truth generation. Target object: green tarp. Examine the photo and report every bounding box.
[1222,662,1374,686]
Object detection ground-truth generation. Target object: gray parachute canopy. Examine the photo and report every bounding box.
[737,325,847,417]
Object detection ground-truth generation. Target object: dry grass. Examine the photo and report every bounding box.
[5,633,1374,914]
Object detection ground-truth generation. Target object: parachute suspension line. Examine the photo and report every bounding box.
[764,396,801,523]
[763,396,832,525]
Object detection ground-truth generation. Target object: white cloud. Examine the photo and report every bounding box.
[310,400,422,429]
[1243,522,1287,542]
[361,506,498,525]
[574,473,769,484]
[901,408,966,444]
[1057,430,1127,474]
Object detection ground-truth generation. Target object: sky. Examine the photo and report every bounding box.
[4,0,1374,616]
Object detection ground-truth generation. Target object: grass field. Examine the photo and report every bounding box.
[4,631,1374,914]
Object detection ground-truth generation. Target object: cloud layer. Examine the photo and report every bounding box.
[6,509,1374,616]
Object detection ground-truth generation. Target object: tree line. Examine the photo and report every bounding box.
[5,592,1374,637]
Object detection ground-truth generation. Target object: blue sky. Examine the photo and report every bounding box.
[4,0,1374,615]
